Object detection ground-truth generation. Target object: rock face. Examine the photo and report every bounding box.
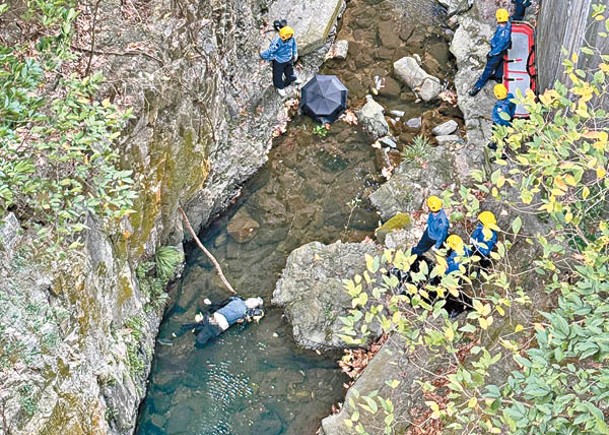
[0,0,345,433]
[537,0,609,104]
[357,95,389,140]
[269,0,344,55]
[273,241,382,350]
[327,39,349,60]
[393,56,443,102]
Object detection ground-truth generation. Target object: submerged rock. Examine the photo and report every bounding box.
[357,95,390,140]
[273,241,382,350]
[227,210,260,243]
[393,56,443,102]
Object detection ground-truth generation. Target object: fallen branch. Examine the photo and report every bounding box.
[178,206,237,295]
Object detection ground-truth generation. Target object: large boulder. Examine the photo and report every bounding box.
[357,95,389,140]
[273,241,382,350]
[393,57,443,102]
[370,146,458,220]
[268,0,344,55]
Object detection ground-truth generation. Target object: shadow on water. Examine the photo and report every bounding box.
[137,0,449,433]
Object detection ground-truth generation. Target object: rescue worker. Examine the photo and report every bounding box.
[445,234,470,275]
[488,83,516,150]
[443,234,473,316]
[469,211,499,268]
[511,0,531,21]
[260,25,299,97]
[412,196,450,256]
[469,9,512,96]
[172,297,264,346]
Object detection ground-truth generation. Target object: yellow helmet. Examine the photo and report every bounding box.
[478,211,499,230]
[496,8,509,23]
[426,196,443,212]
[494,83,508,100]
[446,234,464,252]
[279,26,294,41]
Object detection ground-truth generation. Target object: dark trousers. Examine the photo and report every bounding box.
[272,60,296,89]
[412,229,437,256]
[475,53,505,89]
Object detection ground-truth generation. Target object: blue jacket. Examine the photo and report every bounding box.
[489,22,512,56]
[426,210,449,249]
[260,36,298,63]
[446,248,471,275]
[216,298,247,326]
[512,0,531,20]
[492,94,516,126]
[470,223,498,257]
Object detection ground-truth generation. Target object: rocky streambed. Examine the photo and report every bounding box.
[137,0,466,433]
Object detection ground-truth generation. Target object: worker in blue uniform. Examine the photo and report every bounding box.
[412,196,450,256]
[488,83,516,150]
[511,0,531,21]
[469,8,512,96]
[260,26,299,97]
[469,211,499,269]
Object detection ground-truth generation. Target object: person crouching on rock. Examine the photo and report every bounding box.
[411,196,450,256]
[172,296,264,347]
[260,25,300,98]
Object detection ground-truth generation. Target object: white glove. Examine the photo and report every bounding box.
[431,246,438,252]
[293,54,298,63]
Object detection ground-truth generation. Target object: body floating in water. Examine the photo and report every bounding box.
[171,297,265,346]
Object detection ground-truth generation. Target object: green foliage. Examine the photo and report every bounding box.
[124,315,147,378]
[401,134,431,162]
[313,124,329,138]
[155,246,184,281]
[0,2,137,260]
[341,13,609,435]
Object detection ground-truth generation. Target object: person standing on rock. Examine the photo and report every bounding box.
[411,196,450,256]
[488,83,515,150]
[260,25,301,97]
[511,0,532,21]
[469,8,512,96]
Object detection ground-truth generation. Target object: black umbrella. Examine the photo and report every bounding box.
[300,74,348,124]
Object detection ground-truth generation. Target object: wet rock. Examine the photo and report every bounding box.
[273,241,382,350]
[432,120,458,136]
[435,134,464,146]
[377,76,402,99]
[393,57,443,102]
[268,0,343,55]
[326,40,349,60]
[357,95,389,140]
[374,47,396,61]
[378,136,398,149]
[378,22,402,49]
[227,210,260,243]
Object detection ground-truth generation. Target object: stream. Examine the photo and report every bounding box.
[137,0,452,433]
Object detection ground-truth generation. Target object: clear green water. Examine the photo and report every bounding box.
[137,0,449,433]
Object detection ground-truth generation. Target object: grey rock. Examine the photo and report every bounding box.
[370,146,457,220]
[405,117,422,129]
[326,40,349,59]
[378,136,398,148]
[431,120,459,136]
[357,95,389,140]
[435,134,464,146]
[273,241,382,350]
[0,213,21,253]
[393,57,443,102]
[269,0,344,55]
[390,110,405,118]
